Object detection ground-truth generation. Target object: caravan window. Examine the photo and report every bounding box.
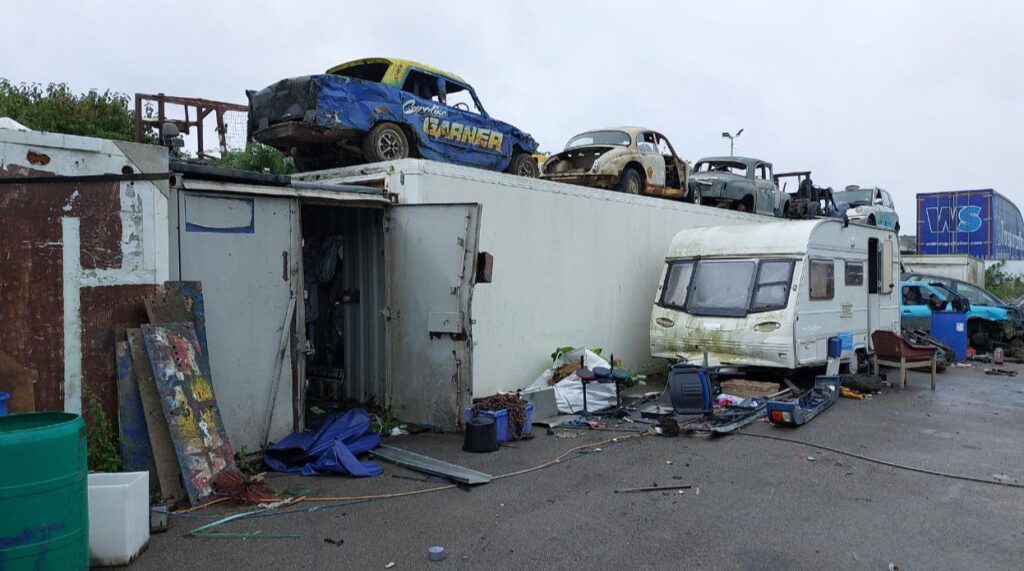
[810,260,835,300]
[845,261,864,286]
[660,258,797,316]
[750,260,795,312]
[659,261,694,309]
[688,261,757,317]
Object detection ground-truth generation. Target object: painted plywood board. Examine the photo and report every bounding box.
[163,281,210,354]
[116,340,159,495]
[141,322,237,505]
[127,328,186,503]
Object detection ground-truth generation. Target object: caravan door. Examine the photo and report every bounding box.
[867,236,896,351]
[386,204,481,428]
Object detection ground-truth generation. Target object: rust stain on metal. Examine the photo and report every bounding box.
[26,151,51,165]
[81,285,160,424]
[0,163,145,416]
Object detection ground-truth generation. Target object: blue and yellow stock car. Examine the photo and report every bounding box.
[248,57,539,175]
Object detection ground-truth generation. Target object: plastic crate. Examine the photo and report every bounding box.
[463,402,534,442]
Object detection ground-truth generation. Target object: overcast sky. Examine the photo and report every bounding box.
[4,0,1022,226]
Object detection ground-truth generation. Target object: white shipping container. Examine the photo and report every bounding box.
[902,254,985,288]
[298,159,771,397]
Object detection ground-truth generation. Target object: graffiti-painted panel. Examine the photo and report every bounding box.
[141,322,237,505]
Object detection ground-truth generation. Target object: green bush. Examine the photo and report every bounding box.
[85,389,121,473]
[210,143,295,175]
[984,261,1024,303]
[0,79,143,142]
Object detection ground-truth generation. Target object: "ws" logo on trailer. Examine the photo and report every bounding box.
[925,206,983,233]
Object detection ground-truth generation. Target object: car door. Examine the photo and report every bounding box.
[753,162,777,215]
[879,190,898,229]
[437,77,506,170]
[637,131,667,191]
[655,132,687,195]
[398,70,501,170]
[901,283,940,331]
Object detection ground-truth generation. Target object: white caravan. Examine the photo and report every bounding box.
[650,219,901,372]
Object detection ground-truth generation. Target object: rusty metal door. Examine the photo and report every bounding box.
[173,191,299,451]
[386,204,481,429]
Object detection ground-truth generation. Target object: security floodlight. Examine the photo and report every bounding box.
[721,128,744,156]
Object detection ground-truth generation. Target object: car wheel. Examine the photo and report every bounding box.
[894,222,901,233]
[735,196,753,212]
[845,349,868,375]
[362,122,410,162]
[506,153,539,178]
[688,185,702,205]
[617,168,643,195]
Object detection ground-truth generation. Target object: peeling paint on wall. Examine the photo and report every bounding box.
[1,133,169,421]
[61,217,83,414]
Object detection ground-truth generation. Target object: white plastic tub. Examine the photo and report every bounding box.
[87,471,150,566]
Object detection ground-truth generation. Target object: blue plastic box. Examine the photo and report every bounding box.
[463,402,534,442]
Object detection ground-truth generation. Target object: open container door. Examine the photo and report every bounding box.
[386,203,481,429]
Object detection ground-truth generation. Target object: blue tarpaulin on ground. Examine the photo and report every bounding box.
[263,409,383,477]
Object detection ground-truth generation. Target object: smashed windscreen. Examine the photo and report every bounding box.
[331,62,389,83]
[659,258,795,317]
[566,130,630,149]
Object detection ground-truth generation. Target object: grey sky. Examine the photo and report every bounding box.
[4,0,1022,226]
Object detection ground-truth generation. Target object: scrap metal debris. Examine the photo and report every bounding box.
[985,368,1018,377]
[614,484,693,494]
[471,393,530,440]
[370,445,492,485]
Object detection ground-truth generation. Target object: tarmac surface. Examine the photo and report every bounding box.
[136,363,1024,570]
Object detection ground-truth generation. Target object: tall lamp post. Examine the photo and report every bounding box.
[721,128,744,156]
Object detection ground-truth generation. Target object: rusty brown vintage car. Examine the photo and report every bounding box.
[540,126,696,202]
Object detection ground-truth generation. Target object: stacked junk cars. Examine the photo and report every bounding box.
[1,56,993,564]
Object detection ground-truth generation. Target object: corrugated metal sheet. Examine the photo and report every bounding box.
[302,206,387,404]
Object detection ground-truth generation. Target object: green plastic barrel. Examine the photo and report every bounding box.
[0,413,88,570]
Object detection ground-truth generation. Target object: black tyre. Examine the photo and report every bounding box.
[617,168,643,194]
[894,222,901,233]
[688,184,702,205]
[735,196,753,212]
[844,349,869,375]
[362,122,410,162]
[506,153,539,178]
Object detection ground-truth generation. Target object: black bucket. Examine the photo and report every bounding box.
[463,416,499,453]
